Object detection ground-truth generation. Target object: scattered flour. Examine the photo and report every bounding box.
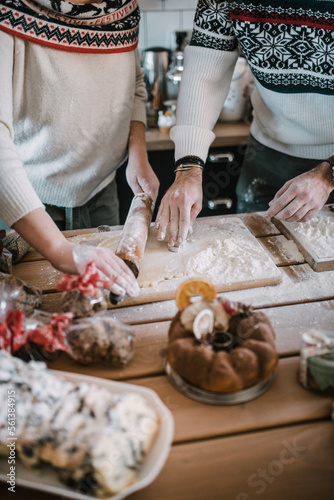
[281,207,334,260]
[185,230,274,282]
[243,177,266,203]
[99,217,281,290]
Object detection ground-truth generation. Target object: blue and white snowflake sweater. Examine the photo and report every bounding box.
[171,0,334,161]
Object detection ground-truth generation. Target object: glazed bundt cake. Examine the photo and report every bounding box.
[166,279,278,394]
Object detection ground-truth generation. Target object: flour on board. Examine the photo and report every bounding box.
[281,210,334,260]
[99,218,281,288]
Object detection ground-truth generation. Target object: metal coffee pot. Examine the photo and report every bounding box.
[142,47,170,117]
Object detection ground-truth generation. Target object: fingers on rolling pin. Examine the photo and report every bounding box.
[115,193,154,275]
[110,194,154,306]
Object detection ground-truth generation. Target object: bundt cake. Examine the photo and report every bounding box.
[166,279,278,394]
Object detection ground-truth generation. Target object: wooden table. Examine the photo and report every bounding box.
[1,213,334,500]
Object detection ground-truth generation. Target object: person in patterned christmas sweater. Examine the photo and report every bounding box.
[155,0,334,250]
[0,0,159,298]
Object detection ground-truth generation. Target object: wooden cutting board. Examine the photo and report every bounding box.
[99,217,282,307]
[272,205,334,272]
[12,217,282,307]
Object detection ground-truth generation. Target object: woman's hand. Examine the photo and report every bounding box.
[155,168,203,247]
[126,156,159,203]
[71,244,140,298]
[12,208,140,298]
[126,121,160,202]
[265,161,334,222]
[51,241,140,298]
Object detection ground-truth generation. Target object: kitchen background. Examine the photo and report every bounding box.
[138,0,196,52]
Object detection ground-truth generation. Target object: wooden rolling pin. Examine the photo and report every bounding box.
[110,193,154,304]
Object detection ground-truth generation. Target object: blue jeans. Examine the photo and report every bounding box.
[0,179,120,232]
[236,135,334,213]
[45,179,120,230]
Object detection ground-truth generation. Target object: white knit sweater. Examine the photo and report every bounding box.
[171,0,334,163]
[0,30,147,228]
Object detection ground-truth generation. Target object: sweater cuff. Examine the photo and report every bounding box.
[0,173,44,228]
[131,101,147,127]
[170,125,216,163]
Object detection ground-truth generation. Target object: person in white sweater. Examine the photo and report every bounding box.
[155,0,334,249]
[0,0,159,298]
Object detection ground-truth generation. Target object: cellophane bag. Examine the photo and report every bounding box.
[64,312,135,366]
[0,231,12,274]
[0,290,72,361]
[57,246,109,318]
[0,272,42,314]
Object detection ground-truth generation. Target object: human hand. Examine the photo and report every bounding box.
[126,157,160,203]
[71,244,140,298]
[265,162,334,222]
[126,120,160,202]
[155,168,203,247]
[47,241,140,298]
[12,209,140,298]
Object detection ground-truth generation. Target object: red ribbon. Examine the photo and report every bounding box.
[57,261,109,296]
[28,312,73,353]
[0,310,73,354]
[222,299,239,316]
[0,318,12,352]
[7,310,26,352]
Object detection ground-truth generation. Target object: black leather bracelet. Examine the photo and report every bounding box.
[174,156,205,169]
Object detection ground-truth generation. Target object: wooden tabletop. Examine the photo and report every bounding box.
[1,212,334,500]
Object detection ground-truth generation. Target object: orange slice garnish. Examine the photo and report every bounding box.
[175,278,217,311]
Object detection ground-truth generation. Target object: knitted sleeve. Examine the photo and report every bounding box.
[170,0,239,162]
[130,49,147,126]
[191,0,238,51]
[0,31,44,228]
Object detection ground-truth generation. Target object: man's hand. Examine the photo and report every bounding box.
[155,168,203,247]
[265,161,334,222]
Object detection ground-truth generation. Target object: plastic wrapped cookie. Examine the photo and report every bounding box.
[0,272,42,314]
[64,313,135,366]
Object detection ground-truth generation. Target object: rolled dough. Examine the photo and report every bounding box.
[99,218,281,289]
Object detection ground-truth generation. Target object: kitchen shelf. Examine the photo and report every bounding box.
[145,120,250,151]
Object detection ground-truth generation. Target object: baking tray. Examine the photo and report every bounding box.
[0,371,174,500]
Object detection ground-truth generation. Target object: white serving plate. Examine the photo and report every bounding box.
[0,370,174,500]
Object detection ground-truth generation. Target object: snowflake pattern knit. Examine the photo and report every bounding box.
[191,0,334,94]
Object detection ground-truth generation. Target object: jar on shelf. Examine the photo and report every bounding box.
[299,329,334,394]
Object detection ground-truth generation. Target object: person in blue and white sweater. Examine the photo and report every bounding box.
[155,0,334,249]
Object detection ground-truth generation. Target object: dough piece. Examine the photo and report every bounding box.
[99,218,281,289]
